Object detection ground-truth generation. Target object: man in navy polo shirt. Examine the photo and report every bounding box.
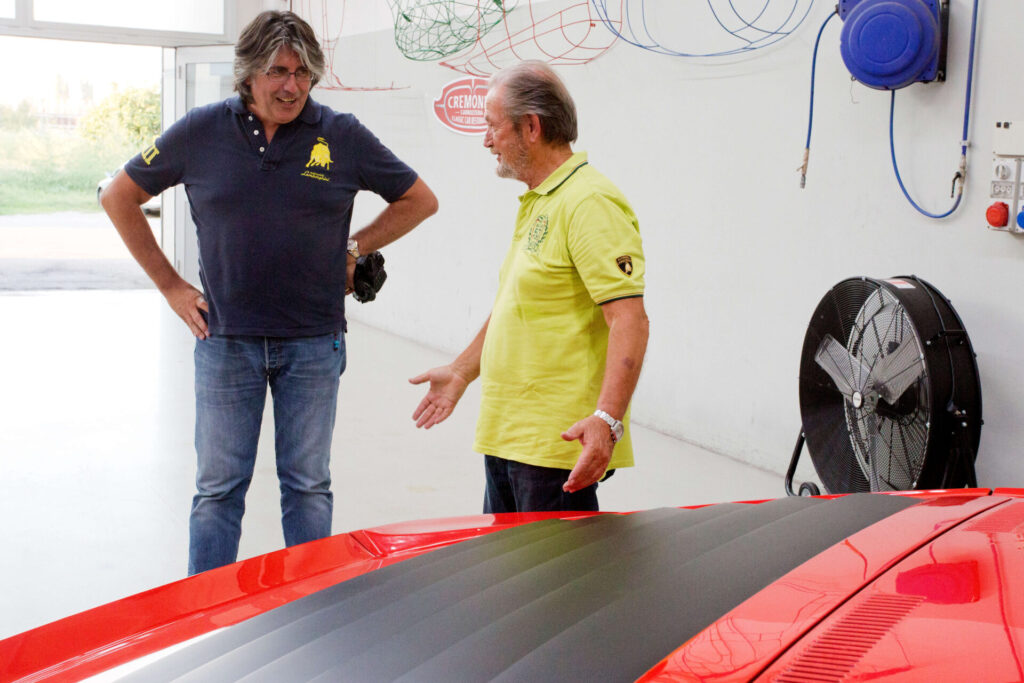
[102,10,437,574]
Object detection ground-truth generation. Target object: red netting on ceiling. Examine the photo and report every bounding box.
[440,1,620,76]
[293,0,407,91]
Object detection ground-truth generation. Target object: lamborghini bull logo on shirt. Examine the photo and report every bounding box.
[306,137,332,169]
[301,137,332,183]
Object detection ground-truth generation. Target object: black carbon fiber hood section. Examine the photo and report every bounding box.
[124,494,918,682]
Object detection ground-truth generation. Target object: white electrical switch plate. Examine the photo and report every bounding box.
[993,121,1024,157]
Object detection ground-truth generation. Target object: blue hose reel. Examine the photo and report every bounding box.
[839,0,948,90]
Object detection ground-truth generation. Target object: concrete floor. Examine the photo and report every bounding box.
[0,287,783,641]
[0,212,158,290]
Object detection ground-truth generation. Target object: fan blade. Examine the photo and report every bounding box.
[814,334,870,397]
[848,410,880,491]
[865,412,884,492]
[869,336,925,404]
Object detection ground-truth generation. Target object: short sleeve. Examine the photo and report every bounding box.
[123,113,189,196]
[347,117,419,203]
[567,193,645,304]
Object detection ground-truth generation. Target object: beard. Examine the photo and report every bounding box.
[496,133,530,181]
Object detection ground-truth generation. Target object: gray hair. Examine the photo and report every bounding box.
[489,61,578,145]
[234,11,326,103]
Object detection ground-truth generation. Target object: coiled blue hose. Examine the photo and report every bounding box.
[801,0,980,220]
[890,0,979,219]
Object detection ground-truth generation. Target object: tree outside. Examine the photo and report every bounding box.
[0,86,160,215]
[80,86,161,151]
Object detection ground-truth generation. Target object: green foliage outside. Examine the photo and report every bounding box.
[80,87,160,150]
[0,101,36,130]
[0,87,160,215]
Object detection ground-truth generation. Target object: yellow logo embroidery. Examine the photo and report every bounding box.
[141,139,160,166]
[306,137,332,170]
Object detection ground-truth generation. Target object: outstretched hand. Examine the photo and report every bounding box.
[560,415,614,493]
[409,365,470,429]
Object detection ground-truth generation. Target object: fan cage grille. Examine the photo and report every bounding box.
[797,276,980,494]
[841,287,930,491]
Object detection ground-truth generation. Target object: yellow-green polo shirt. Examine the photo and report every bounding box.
[473,152,645,471]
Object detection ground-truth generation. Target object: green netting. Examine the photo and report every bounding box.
[389,0,516,61]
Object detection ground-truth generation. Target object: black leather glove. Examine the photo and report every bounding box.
[352,251,387,303]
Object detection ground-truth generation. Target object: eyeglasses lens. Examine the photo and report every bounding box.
[266,67,312,83]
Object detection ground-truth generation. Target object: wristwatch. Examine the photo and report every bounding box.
[593,409,624,444]
[347,238,360,259]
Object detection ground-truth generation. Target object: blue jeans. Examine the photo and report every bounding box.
[189,332,346,575]
[483,455,608,513]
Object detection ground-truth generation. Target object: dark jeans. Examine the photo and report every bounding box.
[483,455,611,513]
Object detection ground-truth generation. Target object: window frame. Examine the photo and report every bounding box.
[0,0,236,47]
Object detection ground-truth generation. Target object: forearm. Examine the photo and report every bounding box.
[101,172,181,293]
[597,300,650,419]
[350,177,438,253]
[451,316,490,383]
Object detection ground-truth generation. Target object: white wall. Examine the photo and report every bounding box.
[304,1,1022,488]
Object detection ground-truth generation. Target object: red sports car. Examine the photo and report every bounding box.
[2,489,1023,681]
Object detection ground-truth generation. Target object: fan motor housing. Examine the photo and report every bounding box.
[798,276,981,494]
[839,0,948,90]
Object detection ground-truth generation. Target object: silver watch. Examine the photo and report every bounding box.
[593,409,623,443]
[347,238,360,259]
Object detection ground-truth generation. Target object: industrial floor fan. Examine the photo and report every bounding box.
[786,275,982,495]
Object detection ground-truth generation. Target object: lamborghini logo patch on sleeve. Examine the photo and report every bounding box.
[141,140,160,166]
[616,255,633,275]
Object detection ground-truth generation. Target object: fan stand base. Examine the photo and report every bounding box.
[785,425,978,496]
[785,430,821,496]
[941,445,979,489]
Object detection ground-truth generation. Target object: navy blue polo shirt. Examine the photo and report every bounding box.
[124,96,418,337]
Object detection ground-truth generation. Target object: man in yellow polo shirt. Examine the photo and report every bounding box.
[411,61,649,512]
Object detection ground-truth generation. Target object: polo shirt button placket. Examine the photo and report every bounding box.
[250,127,273,169]
[252,127,265,156]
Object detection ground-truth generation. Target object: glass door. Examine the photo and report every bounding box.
[171,45,234,286]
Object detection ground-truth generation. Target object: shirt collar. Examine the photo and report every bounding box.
[298,97,322,124]
[523,151,589,198]
[226,95,322,125]
[227,95,247,115]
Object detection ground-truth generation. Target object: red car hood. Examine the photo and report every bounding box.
[2,490,1022,682]
[645,489,1024,681]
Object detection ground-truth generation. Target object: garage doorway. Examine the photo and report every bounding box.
[169,45,235,288]
[0,36,162,290]
[0,0,233,290]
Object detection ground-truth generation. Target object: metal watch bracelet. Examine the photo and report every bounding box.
[593,409,623,443]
